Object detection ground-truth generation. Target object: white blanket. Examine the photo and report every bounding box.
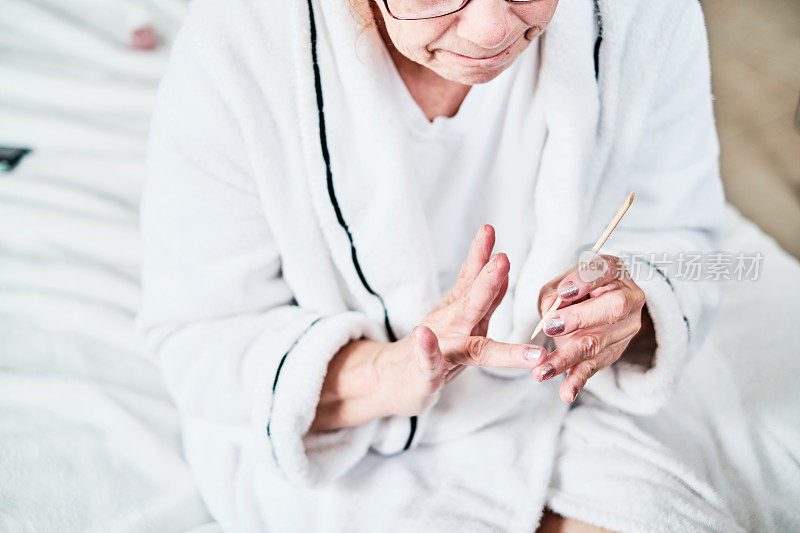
[0,1,214,531]
[0,0,798,531]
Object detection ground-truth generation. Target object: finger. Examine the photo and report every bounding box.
[538,286,586,318]
[537,280,560,315]
[452,224,495,299]
[443,365,466,385]
[533,315,639,381]
[559,338,630,402]
[556,254,623,303]
[455,252,510,329]
[588,279,622,299]
[542,286,644,337]
[445,335,548,369]
[474,271,509,335]
[537,265,580,316]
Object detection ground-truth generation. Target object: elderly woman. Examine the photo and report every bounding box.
[135,0,726,530]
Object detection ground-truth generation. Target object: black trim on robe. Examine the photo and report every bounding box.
[594,37,602,80]
[639,257,692,342]
[594,0,602,80]
[267,315,325,466]
[305,0,418,451]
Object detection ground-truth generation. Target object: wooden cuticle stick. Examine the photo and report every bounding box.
[530,192,636,341]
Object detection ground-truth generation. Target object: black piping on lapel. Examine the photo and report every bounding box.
[305,0,418,451]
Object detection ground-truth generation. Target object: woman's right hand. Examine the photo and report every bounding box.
[373,224,549,418]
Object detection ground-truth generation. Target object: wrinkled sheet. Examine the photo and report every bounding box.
[0,0,215,531]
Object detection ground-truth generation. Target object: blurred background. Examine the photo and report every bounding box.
[701,0,800,258]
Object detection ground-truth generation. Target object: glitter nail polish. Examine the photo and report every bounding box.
[523,345,543,361]
[539,364,556,382]
[559,281,579,299]
[544,316,565,335]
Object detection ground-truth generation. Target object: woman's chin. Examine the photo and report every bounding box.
[429,50,520,85]
[431,63,510,85]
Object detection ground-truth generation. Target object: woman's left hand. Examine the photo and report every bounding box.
[534,253,648,403]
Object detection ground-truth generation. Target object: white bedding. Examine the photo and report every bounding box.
[0,1,214,531]
[0,0,798,531]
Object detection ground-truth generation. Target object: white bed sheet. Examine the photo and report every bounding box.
[0,0,797,531]
[0,0,215,531]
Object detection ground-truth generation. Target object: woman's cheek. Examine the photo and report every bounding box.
[519,0,560,34]
[384,18,446,59]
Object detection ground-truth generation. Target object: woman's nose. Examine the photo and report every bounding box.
[456,0,511,50]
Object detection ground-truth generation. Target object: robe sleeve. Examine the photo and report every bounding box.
[133,3,388,494]
[579,1,725,414]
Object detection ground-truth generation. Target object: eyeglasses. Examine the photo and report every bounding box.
[382,0,541,21]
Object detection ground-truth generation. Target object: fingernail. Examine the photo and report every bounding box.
[571,386,580,402]
[544,316,565,336]
[487,254,497,273]
[523,345,544,361]
[559,281,579,299]
[537,364,556,382]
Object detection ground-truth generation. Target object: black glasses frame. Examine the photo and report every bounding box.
[382,0,539,21]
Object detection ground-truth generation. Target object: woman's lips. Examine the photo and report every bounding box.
[439,41,516,67]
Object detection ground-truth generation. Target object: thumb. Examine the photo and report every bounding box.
[413,325,445,376]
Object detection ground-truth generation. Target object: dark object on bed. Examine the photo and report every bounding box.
[0,147,32,173]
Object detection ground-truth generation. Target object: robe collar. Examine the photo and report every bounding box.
[297,0,616,342]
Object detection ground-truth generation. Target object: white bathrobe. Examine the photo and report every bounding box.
[134,0,731,530]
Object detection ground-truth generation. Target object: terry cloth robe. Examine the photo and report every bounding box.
[134,0,737,530]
